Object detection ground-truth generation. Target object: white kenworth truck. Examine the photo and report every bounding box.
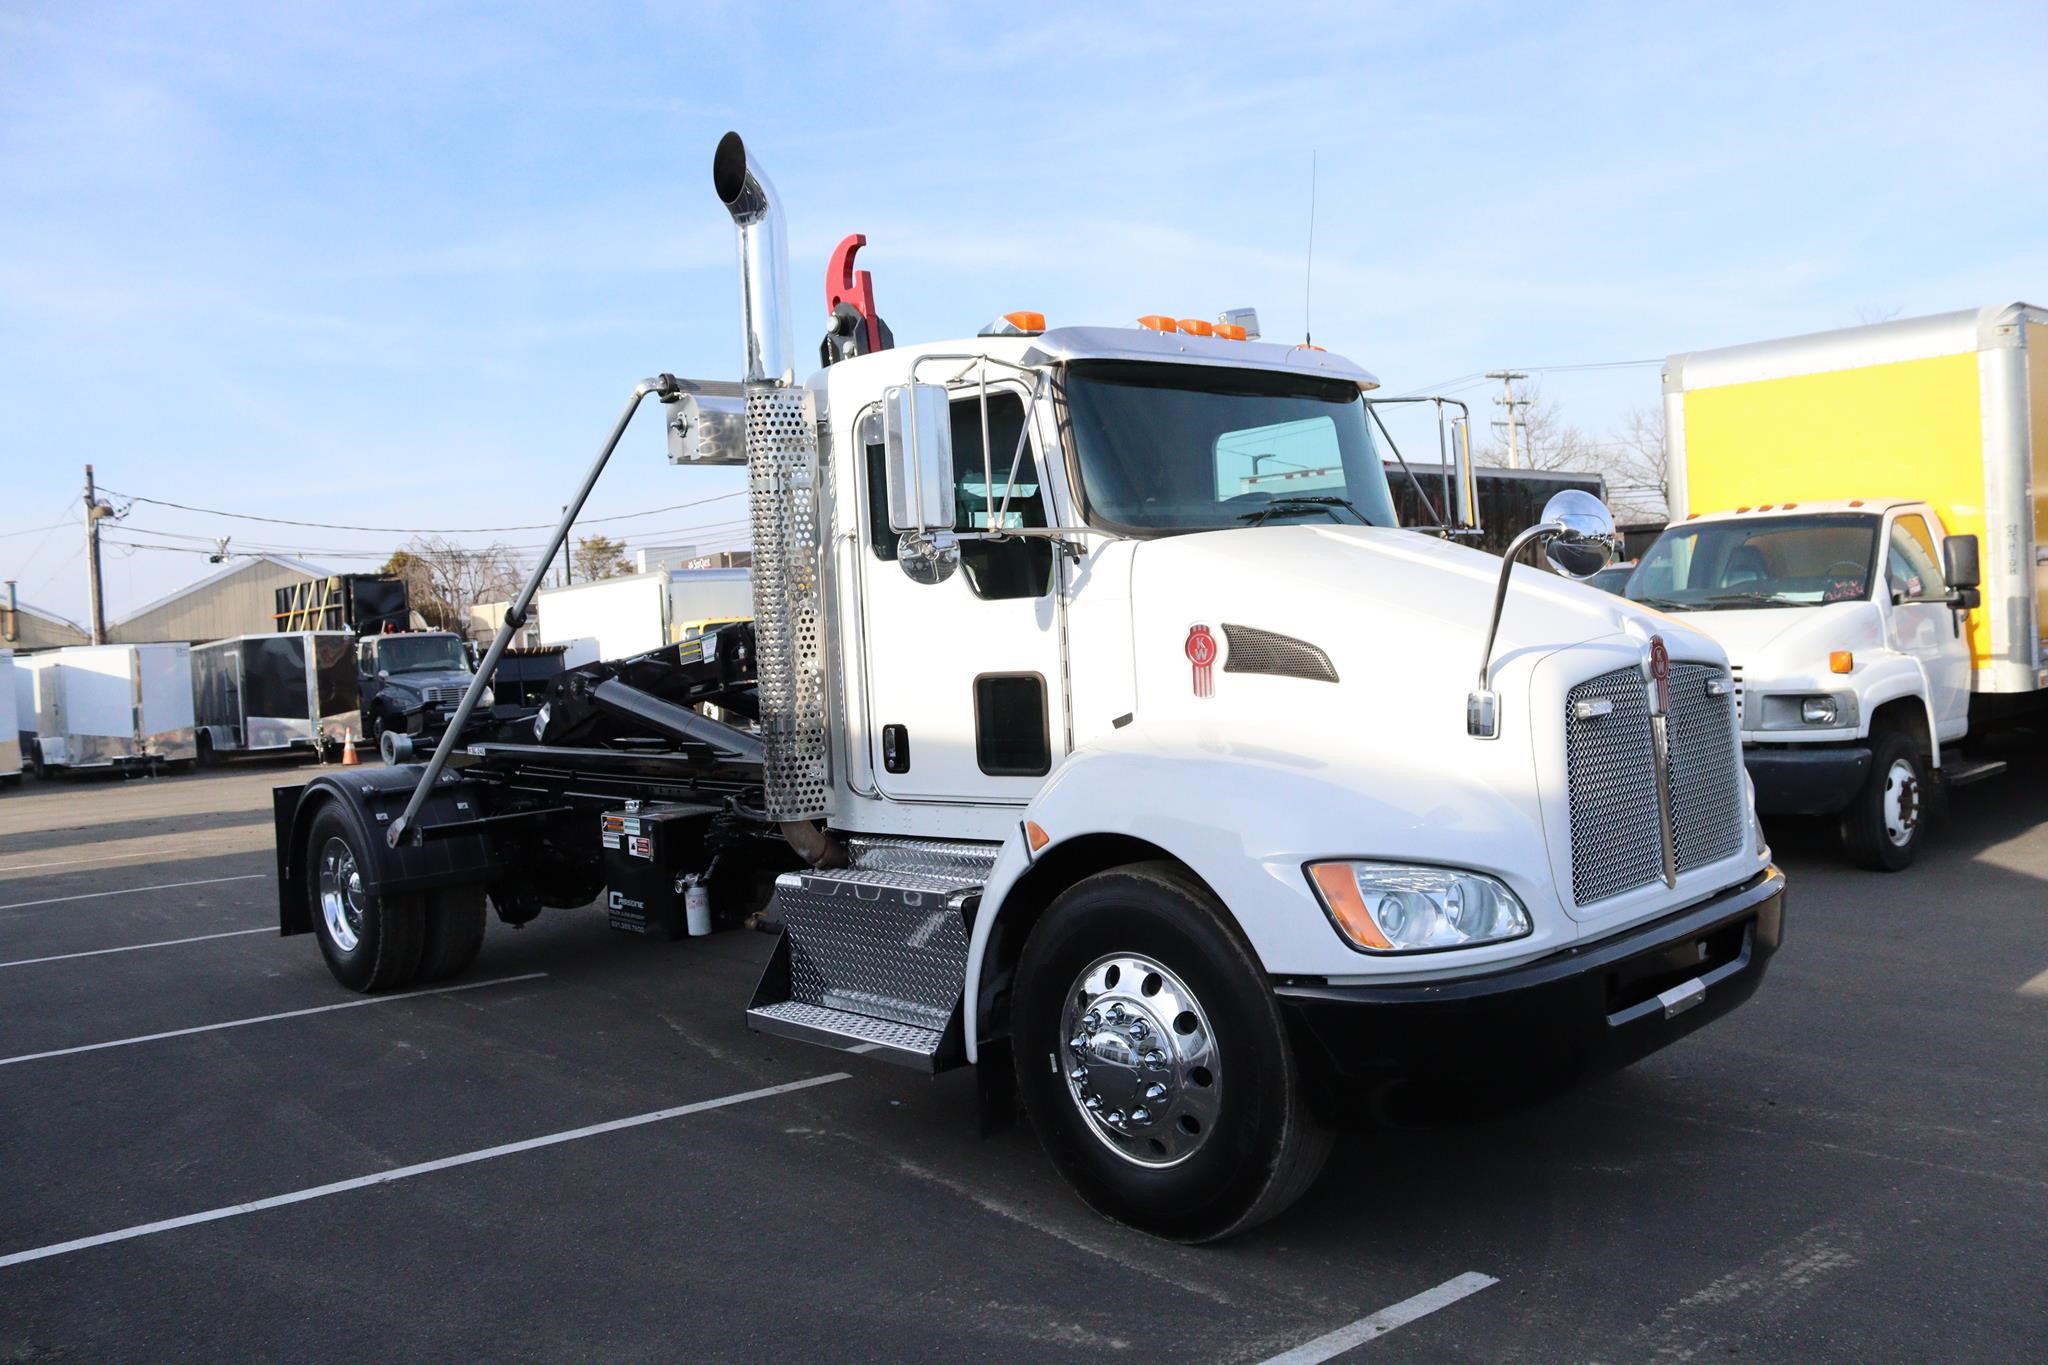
[269,133,1784,1241]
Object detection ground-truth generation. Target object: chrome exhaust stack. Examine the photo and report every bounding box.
[713,131,796,388]
[714,132,839,865]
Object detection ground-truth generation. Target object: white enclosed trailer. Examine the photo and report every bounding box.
[20,643,196,775]
[537,567,752,665]
[0,649,21,785]
[192,632,359,764]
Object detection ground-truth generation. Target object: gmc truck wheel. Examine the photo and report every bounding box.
[417,885,488,981]
[1841,728,1926,872]
[1012,862,1331,1242]
[308,806,425,991]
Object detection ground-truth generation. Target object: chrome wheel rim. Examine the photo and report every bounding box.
[317,836,365,953]
[1883,758,1921,847]
[1060,953,1219,1168]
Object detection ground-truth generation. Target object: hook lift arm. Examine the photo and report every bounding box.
[387,373,684,848]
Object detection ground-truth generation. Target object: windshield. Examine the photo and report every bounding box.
[374,635,470,674]
[1061,362,1399,532]
[1627,514,1879,610]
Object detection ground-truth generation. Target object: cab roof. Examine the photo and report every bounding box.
[1681,498,1916,524]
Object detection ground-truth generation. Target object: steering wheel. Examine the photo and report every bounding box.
[1821,560,1865,580]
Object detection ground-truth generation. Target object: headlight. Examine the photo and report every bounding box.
[477,686,495,709]
[534,702,550,739]
[1306,861,1532,954]
[1757,691,1856,730]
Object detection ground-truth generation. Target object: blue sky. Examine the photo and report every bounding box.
[4,1,2043,623]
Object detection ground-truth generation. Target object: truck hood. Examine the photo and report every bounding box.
[1644,600,1886,678]
[1126,524,1726,710]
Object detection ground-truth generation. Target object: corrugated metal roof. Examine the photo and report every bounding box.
[108,554,332,627]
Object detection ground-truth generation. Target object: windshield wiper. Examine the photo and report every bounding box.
[1237,496,1368,527]
[1702,592,1804,609]
[1631,595,1692,612]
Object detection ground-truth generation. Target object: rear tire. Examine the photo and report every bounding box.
[1011,861,1331,1242]
[1840,726,1927,871]
[307,805,424,991]
[417,885,488,981]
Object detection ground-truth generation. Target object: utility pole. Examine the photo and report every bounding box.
[1486,370,1531,470]
[560,506,573,586]
[83,464,113,644]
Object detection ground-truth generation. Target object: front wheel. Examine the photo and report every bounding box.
[1840,728,1927,871]
[307,805,424,991]
[1012,862,1330,1242]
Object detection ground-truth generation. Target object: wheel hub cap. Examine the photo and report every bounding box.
[1060,953,1219,1168]
[1884,758,1920,846]
[317,837,364,953]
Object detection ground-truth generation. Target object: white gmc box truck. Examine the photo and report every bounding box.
[268,133,1785,1241]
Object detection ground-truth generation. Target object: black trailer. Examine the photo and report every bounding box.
[1386,460,1607,557]
[192,632,359,765]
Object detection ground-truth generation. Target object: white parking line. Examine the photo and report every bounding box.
[0,874,268,913]
[0,972,548,1067]
[0,1072,849,1269]
[0,849,166,874]
[1257,1272,1499,1364]
[0,927,272,969]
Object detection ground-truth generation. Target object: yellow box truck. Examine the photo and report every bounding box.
[1636,303,2046,867]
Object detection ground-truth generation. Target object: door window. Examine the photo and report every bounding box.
[864,391,1054,600]
[1887,515,1946,602]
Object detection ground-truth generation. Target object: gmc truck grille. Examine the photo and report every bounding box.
[1565,663,1743,905]
[423,686,465,706]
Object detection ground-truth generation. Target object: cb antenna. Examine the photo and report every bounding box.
[1303,149,1318,348]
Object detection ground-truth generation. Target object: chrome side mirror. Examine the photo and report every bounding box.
[1539,489,1620,581]
[882,382,955,534]
[1468,490,1621,739]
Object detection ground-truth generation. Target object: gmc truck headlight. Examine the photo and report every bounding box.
[477,686,495,709]
[1758,691,1856,730]
[1307,861,1532,954]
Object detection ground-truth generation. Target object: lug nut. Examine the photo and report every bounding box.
[1144,1049,1167,1068]
[1069,1034,1089,1054]
[1105,1004,1126,1023]
[1105,1110,1125,1125]
[1069,1066,1089,1084]
[1129,1107,1151,1125]
[1084,1094,1103,1111]
[1128,1019,1149,1039]
[1082,1010,1100,1030]
[1143,1083,1167,1103]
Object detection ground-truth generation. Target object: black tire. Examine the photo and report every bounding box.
[1840,726,1927,871]
[1011,862,1331,1242]
[417,884,488,982]
[306,804,425,991]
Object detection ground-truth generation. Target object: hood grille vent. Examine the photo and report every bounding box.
[1221,624,1338,683]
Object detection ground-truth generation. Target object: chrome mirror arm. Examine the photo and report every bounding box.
[1467,522,1561,740]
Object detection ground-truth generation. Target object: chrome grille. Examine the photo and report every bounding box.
[1565,662,1744,905]
[1564,669,1662,904]
[424,686,464,706]
[1667,664,1743,873]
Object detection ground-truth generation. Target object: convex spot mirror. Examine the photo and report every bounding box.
[882,382,955,534]
[1539,488,1620,581]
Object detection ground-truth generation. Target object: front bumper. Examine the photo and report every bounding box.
[1276,867,1784,1121]
[1745,743,1870,815]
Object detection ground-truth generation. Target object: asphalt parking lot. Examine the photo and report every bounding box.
[2,760,2044,1362]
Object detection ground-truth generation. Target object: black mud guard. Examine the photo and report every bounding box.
[273,765,499,936]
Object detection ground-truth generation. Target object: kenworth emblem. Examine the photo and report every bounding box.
[1186,625,1218,698]
[1646,634,1678,887]
[1648,635,1672,715]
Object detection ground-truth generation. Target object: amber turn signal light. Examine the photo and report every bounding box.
[1830,651,1854,673]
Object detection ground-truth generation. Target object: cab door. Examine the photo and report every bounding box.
[1884,511,1969,741]
[854,384,1066,804]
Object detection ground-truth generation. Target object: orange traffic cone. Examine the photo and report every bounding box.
[342,735,359,766]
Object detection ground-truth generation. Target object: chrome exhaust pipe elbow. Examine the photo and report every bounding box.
[713,131,795,387]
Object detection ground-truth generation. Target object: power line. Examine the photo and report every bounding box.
[93,487,746,535]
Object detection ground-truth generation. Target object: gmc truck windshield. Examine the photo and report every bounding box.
[1628,513,1879,609]
[1062,362,1400,533]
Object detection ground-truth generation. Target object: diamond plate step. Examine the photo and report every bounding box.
[745,1000,948,1071]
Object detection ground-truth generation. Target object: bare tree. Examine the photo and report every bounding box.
[1478,386,1601,473]
[1475,385,1670,523]
[572,534,635,582]
[1603,403,1669,522]
[381,538,525,632]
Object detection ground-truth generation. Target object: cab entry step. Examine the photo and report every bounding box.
[746,837,998,1072]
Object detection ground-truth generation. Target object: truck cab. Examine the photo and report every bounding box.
[355,630,485,743]
[1628,501,1983,866]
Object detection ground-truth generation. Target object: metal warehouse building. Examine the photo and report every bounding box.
[0,596,91,651]
[107,554,332,646]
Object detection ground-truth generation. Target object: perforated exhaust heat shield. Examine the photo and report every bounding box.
[746,385,829,821]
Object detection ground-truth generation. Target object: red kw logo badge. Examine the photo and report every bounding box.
[1648,635,1671,715]
[1186,625,1218,698]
